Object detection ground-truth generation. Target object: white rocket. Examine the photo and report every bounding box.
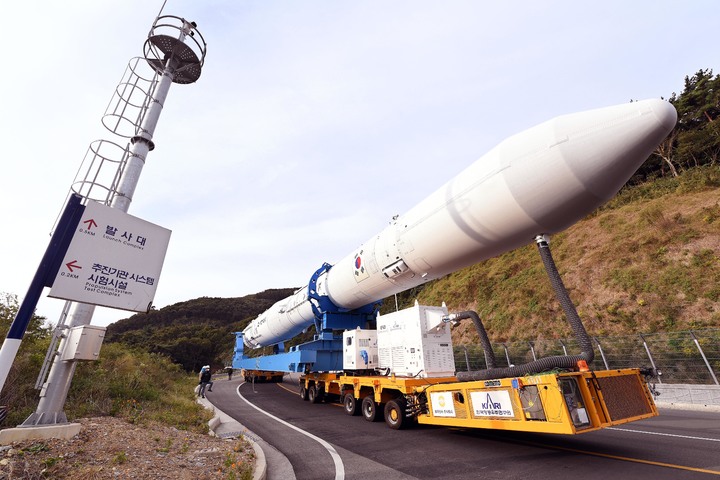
[243,99,677,349]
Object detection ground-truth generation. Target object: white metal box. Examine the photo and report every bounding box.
[377,302,455,378]
[61,325,107,361]
[343,328,378,370]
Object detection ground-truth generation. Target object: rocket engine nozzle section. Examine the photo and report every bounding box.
[242,99,677,349]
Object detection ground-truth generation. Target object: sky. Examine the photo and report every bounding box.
[1,0,717,329]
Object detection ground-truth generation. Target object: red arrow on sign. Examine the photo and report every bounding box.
[83,218,98,230]
[66,260,82,272]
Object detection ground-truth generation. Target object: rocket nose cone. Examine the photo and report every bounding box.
[644,97,678,132]
[561,98,677,202]
[503,99,678,234]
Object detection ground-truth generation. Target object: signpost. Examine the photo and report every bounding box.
[48,200,171,312]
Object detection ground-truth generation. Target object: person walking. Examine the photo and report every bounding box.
[198,365,213,398]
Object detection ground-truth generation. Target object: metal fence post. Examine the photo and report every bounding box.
[463,346,471,372]
[528,341,537,361]
[640,334,662,383]
[690,331,719,385]
[502,343,512,367]
[559,339,568,356]
[594,337,610,370]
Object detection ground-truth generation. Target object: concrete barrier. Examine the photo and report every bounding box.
[653,383,720,412]
[0,423,82,445]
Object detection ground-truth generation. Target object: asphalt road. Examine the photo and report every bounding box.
[207,376,720,480]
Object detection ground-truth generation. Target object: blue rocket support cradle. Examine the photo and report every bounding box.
[233,263,378,373]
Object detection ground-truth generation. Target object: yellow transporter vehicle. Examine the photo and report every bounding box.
[297,302,658,433]
[299,367,658,433]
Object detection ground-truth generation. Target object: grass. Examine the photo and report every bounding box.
[67,343,212,433]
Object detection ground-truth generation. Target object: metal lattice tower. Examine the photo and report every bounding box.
[71,16,206,208]
[23,14,206,427]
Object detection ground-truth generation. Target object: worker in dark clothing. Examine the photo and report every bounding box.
[198,365,213,398]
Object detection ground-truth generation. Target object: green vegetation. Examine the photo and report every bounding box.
[632,68,720,182]
[68,343,212,432]
[0,293,52,426]
[0,294,212,431]
[105,288,294,372]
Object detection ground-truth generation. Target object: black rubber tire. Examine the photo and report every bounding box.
[299,386,309,401]
[309,385,324,404]
[384,399,408,430]
[344,394,360,416]
[361,396,382,422]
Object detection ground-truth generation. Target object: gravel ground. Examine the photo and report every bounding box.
[0,416,255,479]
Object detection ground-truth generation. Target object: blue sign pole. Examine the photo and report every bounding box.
[0,194,85,394]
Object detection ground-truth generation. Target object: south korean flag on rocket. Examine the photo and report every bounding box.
[353,249,370,282]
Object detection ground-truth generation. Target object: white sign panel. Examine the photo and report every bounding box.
[49,201,171,312]
[470,390,515,418]
[430,391,456,417]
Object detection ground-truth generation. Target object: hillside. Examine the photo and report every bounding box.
[105,288,295,371]
[105,167,719,370]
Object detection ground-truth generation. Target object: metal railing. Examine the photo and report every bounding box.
[453,329,720,385]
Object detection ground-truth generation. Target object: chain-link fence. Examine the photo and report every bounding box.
[453,329,720,385]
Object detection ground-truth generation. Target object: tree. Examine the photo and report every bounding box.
[0,293,51,426]
[639,69,720,183]
[670,69,720,170]
[0,292,50,342]
[654,129,679,177]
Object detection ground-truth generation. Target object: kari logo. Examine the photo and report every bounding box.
[353,249,369,282]
[481,393,501,410]
[471,390,514,418]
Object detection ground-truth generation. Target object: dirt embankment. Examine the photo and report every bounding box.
[0,416,254,479]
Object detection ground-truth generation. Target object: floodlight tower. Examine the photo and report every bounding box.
[22,15,206,426]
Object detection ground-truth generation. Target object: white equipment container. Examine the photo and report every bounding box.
[377,302,455,378]
[343,328,378,370]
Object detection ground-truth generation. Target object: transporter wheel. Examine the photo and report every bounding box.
[384,399,408,430]
[308,385,324,404]
[299,386,309,401]
[361,396,382,422]
[343,394,360,416]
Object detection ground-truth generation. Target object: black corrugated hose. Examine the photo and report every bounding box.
[456,235,594,381]
[448,311,497,369]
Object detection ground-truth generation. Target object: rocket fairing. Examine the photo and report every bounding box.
[243,99,677,349]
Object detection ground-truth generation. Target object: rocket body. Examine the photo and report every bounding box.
[243,99,677,349]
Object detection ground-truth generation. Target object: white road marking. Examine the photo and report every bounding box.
[236,384,345,480]
[608,427,720,442]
